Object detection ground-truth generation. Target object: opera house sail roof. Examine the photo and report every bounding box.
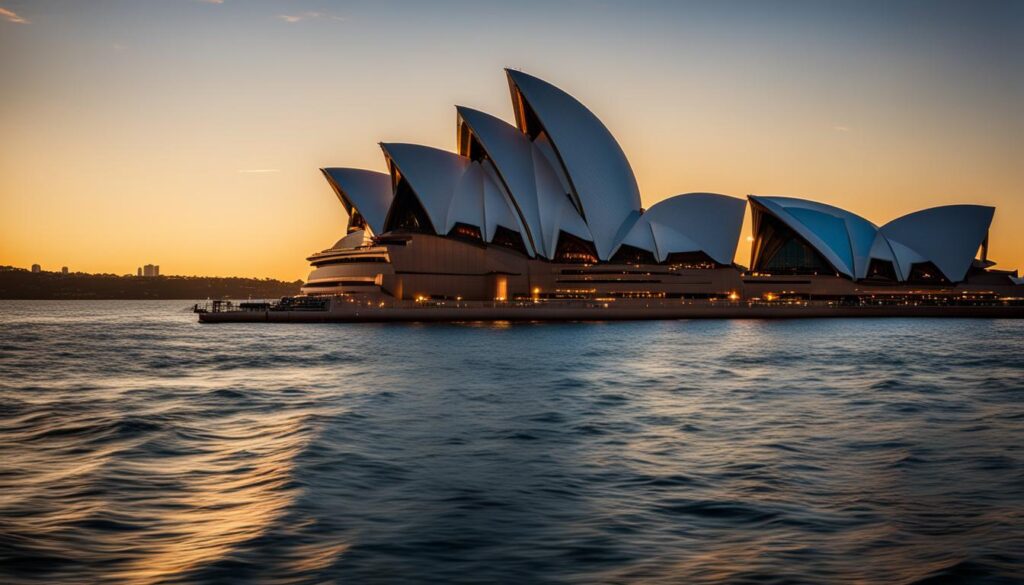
[616,193,746,265]
[879,205,995,284]
[320,69,747,269]
[750,195,996,283]
[505,69,643,261]
[299,67,1018,303]
[320,168,393,236]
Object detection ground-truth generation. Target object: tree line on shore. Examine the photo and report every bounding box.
[0,266,303,300]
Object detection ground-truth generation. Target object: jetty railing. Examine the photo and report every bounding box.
[329,295,1024,311]
[193,298,327,314]
[194,293,1023,315]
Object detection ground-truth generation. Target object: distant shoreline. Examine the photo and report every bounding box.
[0,266,302,300]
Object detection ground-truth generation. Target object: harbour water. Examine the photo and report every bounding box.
[1,300,1022,584]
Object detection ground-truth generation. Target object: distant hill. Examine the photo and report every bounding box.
[0,266,303,300]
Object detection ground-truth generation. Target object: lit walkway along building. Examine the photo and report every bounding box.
[302,69,1022,305]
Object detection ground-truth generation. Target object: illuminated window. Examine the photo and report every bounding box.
[610,244,657,265]
[554,231,598,264]
[865,258,898,281]
[907,261,951,285]
[449,222,483,242]
[494,275,508,301]
[491,226,529,255]
[664,251,719,270]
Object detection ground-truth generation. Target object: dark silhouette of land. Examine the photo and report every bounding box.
[0,266,302,300]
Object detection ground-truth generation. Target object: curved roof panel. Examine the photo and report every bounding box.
[380,143,471,235]
[641,193,746,264]
[457,107,544,253]
[868,232,903,280]
[320,168,393,235]
[785,208,853,272]
[456,106,596,259]
[531,145,593,258]
[379,143,530,253]
[482,167,526,242]
[617,215,658,256]
[749,196,880,278]
[613,193,744,264]
[445,162,485,234]
[845,213,882,279]
[886,238,927,282]
[506,69,641,260]
[649,222,701,262]
[880,205,993,282]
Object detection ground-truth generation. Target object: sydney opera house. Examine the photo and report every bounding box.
[298,69,1022,308]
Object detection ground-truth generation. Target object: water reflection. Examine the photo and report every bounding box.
[110,413,311,583]
[0,302,1022,583]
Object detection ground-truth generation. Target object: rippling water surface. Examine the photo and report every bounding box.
[1,301,1023,584]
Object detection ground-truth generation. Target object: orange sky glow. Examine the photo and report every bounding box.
[1,1,1021,280]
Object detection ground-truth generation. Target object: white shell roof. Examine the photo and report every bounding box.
[867,232,904,280]
[320,168,393,236]
[380,142,528,251]
[325,72,1004,281]
[749,196,880,279]
[457,107,545,254]
[886,238,927,281]
[614,194,744,264]
[445,162,485,233]
[532,145,594,258]
[457,105,594,259]
[380,143,470,234]
[639,193,745,264]
[751,196,995,283]
[481,163,527,243]
[880,205,993,283]
[506,69,641,261]
[618,215,658,256]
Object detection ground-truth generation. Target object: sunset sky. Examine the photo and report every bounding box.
[1,0,1021,280]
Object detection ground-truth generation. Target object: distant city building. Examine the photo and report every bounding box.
[31,264,41,273]
[142,264,160,277]
[137,267,142,277]
[61,266,68,274]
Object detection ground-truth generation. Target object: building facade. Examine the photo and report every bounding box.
[301,70,1021,304]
